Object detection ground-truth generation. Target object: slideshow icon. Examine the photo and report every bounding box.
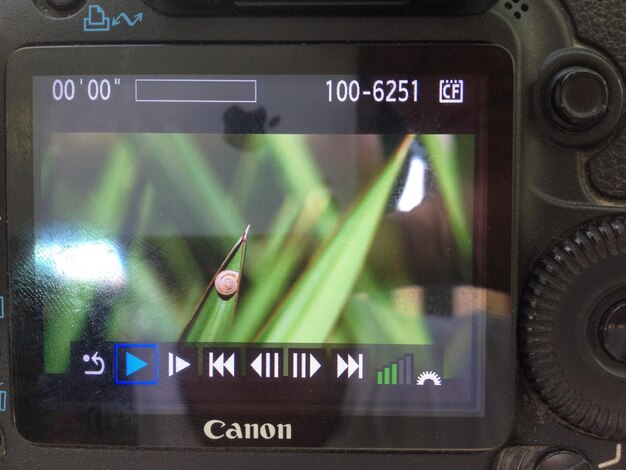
[168,352,191,377]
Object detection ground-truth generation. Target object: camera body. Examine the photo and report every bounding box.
[0,0,624,468]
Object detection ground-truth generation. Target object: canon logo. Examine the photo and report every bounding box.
[204,419,292,440]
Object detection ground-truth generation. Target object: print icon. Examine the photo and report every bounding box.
[83,5,111,32]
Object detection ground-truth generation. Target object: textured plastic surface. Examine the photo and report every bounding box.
[143,0,495,15]
[566,0,626,200]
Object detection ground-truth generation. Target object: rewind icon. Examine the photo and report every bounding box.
[203,348,239,380]
[207,352,236,377]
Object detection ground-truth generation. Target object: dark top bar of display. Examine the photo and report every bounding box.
[34,74,481,134]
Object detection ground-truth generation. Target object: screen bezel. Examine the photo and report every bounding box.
[6,44,514,450]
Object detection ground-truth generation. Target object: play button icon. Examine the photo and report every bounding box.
[126,352,148,377]
[115,344,158,385]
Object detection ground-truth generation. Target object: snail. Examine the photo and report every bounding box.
[215,269,240,299]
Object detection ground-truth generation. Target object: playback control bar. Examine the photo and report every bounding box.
[70,342,444,387]
[58,342,478,409]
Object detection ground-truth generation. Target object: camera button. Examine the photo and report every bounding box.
[535,450,592,470]
[46,0,82,10]
[551,66,609,130]
[600,301,626,364]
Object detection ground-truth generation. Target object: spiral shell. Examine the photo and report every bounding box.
[215,270,240,299]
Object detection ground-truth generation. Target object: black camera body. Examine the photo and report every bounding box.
[0,0,624,468]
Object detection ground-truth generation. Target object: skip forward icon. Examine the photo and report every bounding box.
[336,353,364,379]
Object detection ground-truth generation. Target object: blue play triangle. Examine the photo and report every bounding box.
[126,352,148,377]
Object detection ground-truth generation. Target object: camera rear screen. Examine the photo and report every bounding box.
[8,45,514,449]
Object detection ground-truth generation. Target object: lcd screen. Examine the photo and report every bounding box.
[7,45,513,448]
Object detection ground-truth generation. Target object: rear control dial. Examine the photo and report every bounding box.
[519,216,626,440]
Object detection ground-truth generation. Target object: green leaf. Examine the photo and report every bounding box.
[180,226,249,342]
[227,189,332,342]
[257,136,416,343]
[421,134,472,258]
[135,133,247,241]
[44,285,95,373]
[86,139,139,232]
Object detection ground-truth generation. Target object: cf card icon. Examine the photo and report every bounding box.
[439,79,464,103]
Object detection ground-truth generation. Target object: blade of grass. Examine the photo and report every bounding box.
[264,134,327,200]
[180,226,249,342]
[86,139,139,232]
[227,189,332,342]
[107,251,184,341]
[421,135,472,258]
[257,135,416,343]
[135,133,246,239]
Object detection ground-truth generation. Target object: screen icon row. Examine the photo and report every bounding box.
[75,343,443,388]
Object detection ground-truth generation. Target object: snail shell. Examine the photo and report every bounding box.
[215,270,240,299]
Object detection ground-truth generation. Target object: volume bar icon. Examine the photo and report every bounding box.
[376,354,413,385]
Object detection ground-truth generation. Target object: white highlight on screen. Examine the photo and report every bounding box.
[396,157,426,212]
[36,240,126,285]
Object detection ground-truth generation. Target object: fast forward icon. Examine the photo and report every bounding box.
[336,353,364,379]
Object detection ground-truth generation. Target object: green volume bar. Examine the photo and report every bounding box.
[376,354,413,385]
